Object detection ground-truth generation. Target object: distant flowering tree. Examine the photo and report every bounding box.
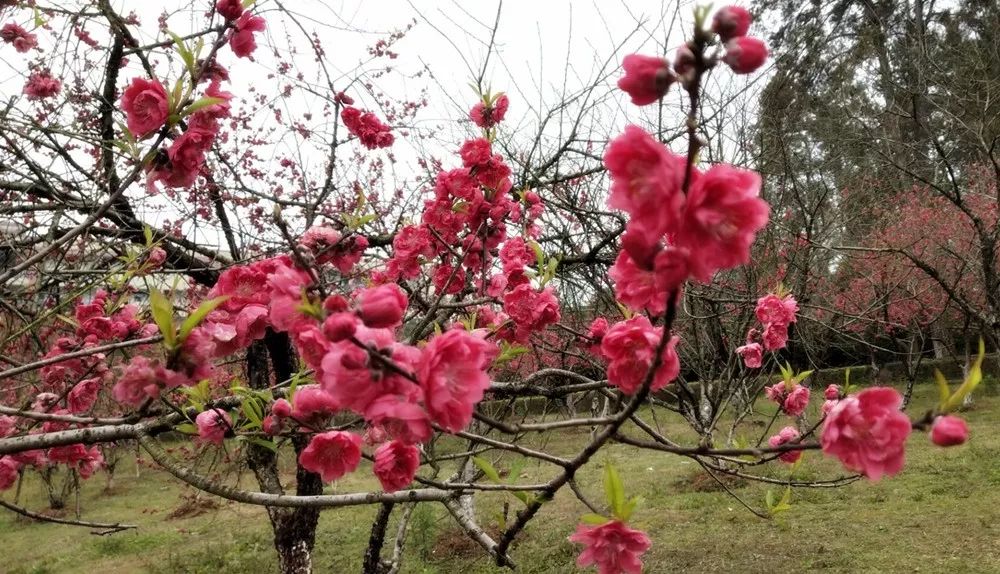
[0,2,985,573]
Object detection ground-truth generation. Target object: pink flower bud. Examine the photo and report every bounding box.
[262,415,280,436]
[722,37,768,75]
[617,54,675,106]
[824,384,841,400]
[323,312,359,342]
[271,398,292,418]
[930,415,968,447]
[357,284,408,328]
[215,0,243,21]
[324,294,349,313]
[674,44,696,75]
[712,6,752,42]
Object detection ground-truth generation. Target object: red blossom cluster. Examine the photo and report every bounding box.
[1,21,36,52]
[341,106,395,149]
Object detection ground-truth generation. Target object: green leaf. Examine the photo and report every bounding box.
[495,342,529,364]
[33,6,45,27]
[167,31,196,75]
[792,370,813,384]
[242,0,256,8]
[170,78,185,115]
[934,369,951,409]
[765,489,775,510]
[241,398,262,428]
[620,495,642,522]
[472,456,502,483]
[603,462,625,519]
[944,338,985,412]
[143,225,154,246]
[580,513,610,525]
[528,240,545,270]
[174,423,198,435]
[180,96,226,118]
[511,491,529,505]
[149,289,177,349]
[178,296,229,343]
[771,487,793,514]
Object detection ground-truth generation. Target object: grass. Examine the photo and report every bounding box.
[2,382,1000,573]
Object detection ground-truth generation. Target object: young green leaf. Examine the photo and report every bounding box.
[620,495,642,522]
[944,338,985,413]
[934,369,951,409]
[580,513,610,525]
[180,96,226,118]
[167,31,196,75]
[603,462,626,519]
[472,456,502,483]
[149,289,177,349]
[178,295,230,343]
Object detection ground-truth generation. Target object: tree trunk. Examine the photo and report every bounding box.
[246,333,323,574]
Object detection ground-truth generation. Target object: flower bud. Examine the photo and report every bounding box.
[271,398,292,418]
[357,284,408,328]
[930,415,968,447]
[712,6,752,42]
[722,37,768,75]
[617,54,675,106]
[323,312,359,342]
[323,294,349,313]
[673,44,696,75]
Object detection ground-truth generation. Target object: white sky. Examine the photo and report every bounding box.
[2,0,767,255]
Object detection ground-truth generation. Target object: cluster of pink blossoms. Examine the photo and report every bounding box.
[569,520,652,574]
[586,316,680,394]
[1,22,37,52]
[298,225,369,273]
[616,6,768,109]
[604,125,770,315]
[0,286,158,491]
[376,101,557,344]
[23,69,61,100]
[767,426,803,464]
[341,106,395,149]
[469,93,509,129]
[570,9,774,569]
[0,406,105,492]
[736,291,798,368]
[105,230,498,490]
[131,77,233,190]
[765,380,811,417]
[215,0,266,59]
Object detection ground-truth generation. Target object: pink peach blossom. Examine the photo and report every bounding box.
[736,342,763,368]
[121,77,170,138]
[601,316,680,394]
[617,54,674,106]
[195,408,231,445]
[930,415,968,447]
[298,431,362,482]
[373,440,420,492]
[712,6,752,41]
[722,37,769,75]
[768,426,803,463]
[569,520,651,574]
[418,329,496,433]
[821,387,911,480]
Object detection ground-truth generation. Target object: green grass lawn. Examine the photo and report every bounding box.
[3,382,999,574]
